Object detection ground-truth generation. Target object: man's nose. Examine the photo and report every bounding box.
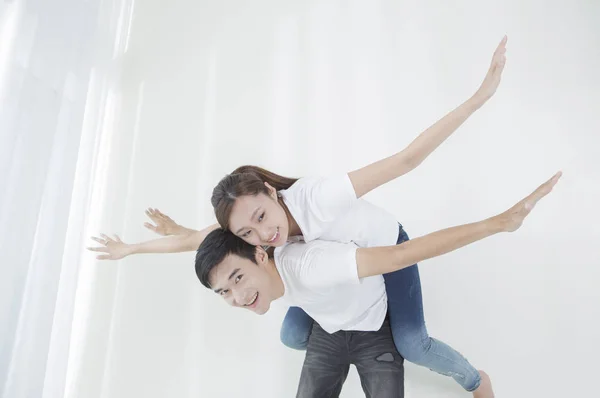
[233,289,251,305]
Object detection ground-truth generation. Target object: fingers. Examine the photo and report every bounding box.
[146,207,160,219]
[87,246,109,253]
[100,233,114,243]
[91,235,113,245]
[144,208,159,231]
[491,36,508,73]
[144,222,157,232]
[155,209,172,221]
[493,35,508,57]
[146,207,157,219]
[90,236,105,244]
[490,52,506,76]
[531,171,562,199]
[90,233,119,246]
[145,207,170,222]
[495,51,506,73]
[522,171,562,209]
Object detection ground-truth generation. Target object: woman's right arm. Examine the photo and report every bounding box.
[88,223,220,260]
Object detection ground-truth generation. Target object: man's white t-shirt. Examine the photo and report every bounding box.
[275,174,400,333]
[274,239,388,334]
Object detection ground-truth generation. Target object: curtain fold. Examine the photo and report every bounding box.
[0,0,134,397]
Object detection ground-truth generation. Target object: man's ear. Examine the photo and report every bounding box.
[254,245,269,265]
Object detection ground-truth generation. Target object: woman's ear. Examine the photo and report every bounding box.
[264,182,278,200]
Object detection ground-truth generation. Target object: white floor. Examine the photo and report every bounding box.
[4,1,599,397]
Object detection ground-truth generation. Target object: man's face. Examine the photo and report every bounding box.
[208,249,275,315]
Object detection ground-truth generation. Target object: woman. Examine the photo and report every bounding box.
[91,37,518,397]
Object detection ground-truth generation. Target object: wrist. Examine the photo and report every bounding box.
[485,215,506,234]
[467,93,487,111]
[169,224,190,236]
[125,243,137,256]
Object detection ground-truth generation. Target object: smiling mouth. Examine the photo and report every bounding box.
[244,292,259,307]
[267,228,279,244]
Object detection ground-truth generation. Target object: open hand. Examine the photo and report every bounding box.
[144,208,181,236]
[87,234,131,260]
[496,171,562,233]
[473,36,507,105]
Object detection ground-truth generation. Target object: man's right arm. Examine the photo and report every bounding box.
[356,219,499,278]
[356,172,561,278]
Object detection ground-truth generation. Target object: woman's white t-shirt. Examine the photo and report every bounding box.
[279,174,399,247]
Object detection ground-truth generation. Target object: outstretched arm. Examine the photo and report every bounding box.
[88,209,220,260]
[349,36,508,198]
[356,171,561,278]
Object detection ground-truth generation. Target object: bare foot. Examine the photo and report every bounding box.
[473,370,494,398]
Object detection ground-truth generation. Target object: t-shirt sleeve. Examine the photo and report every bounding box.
[284,174,357,241]
[297,242,359,289]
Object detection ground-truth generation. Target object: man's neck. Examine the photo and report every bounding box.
[267,258,285,299]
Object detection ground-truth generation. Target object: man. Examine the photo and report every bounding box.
[89,173,558,396]
[297,318,404,397]
[195,173,559,398]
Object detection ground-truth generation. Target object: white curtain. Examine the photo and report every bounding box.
[0,0,135,397]
[1,1,599,398]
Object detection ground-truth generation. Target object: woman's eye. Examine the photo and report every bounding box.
[235,275,243,283]
[258,212,265,222]
[242,231,251,237]
[220,290,229,296]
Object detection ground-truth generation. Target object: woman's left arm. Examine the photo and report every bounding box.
[349,36,507,198]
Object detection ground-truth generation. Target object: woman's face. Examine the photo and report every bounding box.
[227,184,290,247]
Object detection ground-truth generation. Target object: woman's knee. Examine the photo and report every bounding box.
[280,324,310,350]
[392,330,431,362]
[281,307,313,350]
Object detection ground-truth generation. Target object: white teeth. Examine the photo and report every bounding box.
[269,228,279,242]
[245,292,258,306]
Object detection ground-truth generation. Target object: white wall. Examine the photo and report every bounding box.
[73,1,600,397]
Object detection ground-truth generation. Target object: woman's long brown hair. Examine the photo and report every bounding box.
[211,165,298,229]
